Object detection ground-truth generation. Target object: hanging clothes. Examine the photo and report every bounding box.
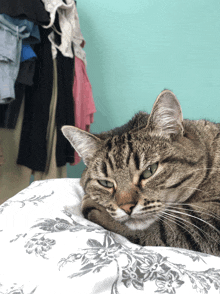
[16,26,54,172]
[0,14,38,104]
[51,13,75,168]
[71,56,96,165]
[0,61,37,129]
[0,59,66,203]
[56,49,75,167]
[0,0,96,179]
[41,0,86,65]
[0,14,40,127]
[0,0,50,26]
[17,22,75,172]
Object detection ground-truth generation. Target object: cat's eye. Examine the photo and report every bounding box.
[141,163,158,179]
[98,180,114,188]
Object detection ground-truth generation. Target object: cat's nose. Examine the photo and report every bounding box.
[120,203,136,215]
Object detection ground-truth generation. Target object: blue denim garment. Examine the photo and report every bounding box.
[0,14,39,104]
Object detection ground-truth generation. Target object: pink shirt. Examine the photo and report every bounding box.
[71,56,96,165]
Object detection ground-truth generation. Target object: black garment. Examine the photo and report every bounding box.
[0,83,25,129]
[0,0,50,25]
[56,49,75,167]
[16,59,36,86]
[17,25,75,171]
[52,13,75,167]
[17,27,53,171]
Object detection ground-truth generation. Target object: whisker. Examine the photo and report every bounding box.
[187,167,220,173]
[161,211,215,245]
[167,185,220,206]
[178,185,210,195]
[200,198,220,205]
[159,212,204,242]
[158,213,187,241]
[165,208,220,236]
[162,211,205,235]
[157,214,176,239]
[166,202,220,223]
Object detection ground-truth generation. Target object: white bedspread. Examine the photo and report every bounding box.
[0,178,220,294]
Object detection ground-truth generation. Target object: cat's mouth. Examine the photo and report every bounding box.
[116,210,157,221]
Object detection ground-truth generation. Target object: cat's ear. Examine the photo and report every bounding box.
[61,126,102,166]
[147,90,184,139]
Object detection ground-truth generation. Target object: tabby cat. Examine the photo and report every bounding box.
[62,90,220,256]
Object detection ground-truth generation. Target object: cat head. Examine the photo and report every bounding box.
[62,90,206,230]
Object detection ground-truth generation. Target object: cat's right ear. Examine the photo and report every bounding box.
[147,90,184,139]
[61,126,102,166]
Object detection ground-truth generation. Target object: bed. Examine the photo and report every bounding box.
[0,178,220,294]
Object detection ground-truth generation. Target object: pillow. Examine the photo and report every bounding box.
[0,178,220,294]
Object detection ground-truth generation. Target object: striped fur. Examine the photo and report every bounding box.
[62,90,220,256]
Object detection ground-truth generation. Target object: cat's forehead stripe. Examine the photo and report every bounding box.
[105,132,133,149]
[133,152,140,170]
[102,133,143,171]
[100,161,108,178]
[107,154,114,170]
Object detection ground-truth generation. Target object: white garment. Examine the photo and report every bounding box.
[41,0,86,65]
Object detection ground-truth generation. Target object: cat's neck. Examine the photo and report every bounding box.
[184,119,220,202]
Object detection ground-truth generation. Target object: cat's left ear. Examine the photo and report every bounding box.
[147,90,184,139]
[61,126,102,166]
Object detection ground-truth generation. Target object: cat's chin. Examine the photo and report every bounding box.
[123,218,155,230]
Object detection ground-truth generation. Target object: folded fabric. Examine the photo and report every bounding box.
[0,178,220,294]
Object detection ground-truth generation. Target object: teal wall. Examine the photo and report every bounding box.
[67,0,220,178]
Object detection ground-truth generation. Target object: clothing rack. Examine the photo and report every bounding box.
[0,0,96,201]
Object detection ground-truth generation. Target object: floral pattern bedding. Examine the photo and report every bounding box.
[0,178,220,294]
